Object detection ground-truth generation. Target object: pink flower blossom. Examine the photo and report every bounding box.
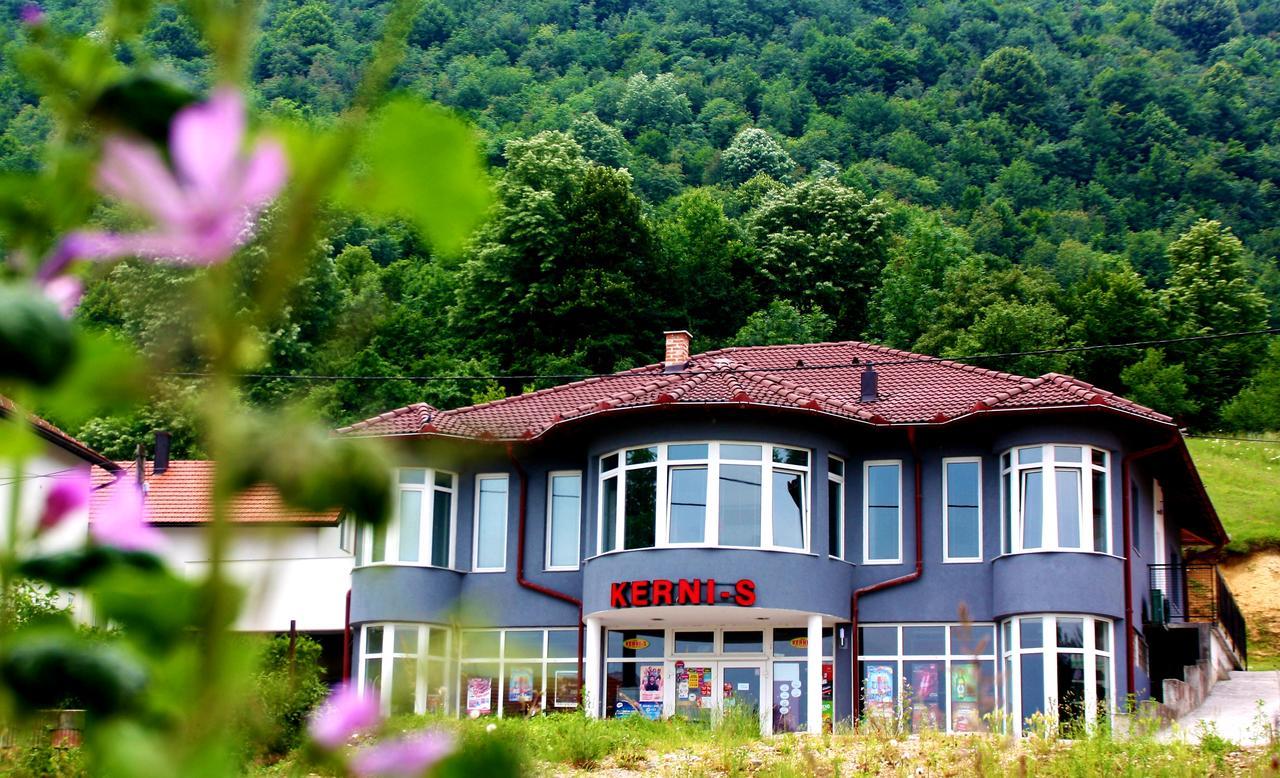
[308,683,381,750]
[40,88,286,273]
[20,3,44,25]
[41,275,83,318]
[349,731,454,778]
[39,469,90,533]
[91,477,164,553]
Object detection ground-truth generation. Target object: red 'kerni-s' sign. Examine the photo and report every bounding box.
[610,578,756,608]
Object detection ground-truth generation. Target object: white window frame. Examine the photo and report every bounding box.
[828,455,846,560]
[358,468,458,568]
[545,470,583,571]
[357,623,453,716]
[863,460,904,565]
[942,457,983,563]
[1000,614,1114,736]
[595,441,811,556]
[1000,445,1111,555]
[473,473,510,573]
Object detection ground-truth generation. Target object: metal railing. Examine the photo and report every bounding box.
[1149,563,1248,667]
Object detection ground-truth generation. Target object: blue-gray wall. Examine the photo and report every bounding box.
[350,407,1194,711]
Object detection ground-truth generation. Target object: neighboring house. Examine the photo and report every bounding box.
[0,396,122,621]
[338,331,1244,735]
[89,434,352,678]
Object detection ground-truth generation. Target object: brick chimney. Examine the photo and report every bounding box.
[663,330,691,372]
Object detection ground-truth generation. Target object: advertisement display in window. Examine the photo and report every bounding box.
[467,677,492,716]
[553,670,579,708]
[639,665,664,702]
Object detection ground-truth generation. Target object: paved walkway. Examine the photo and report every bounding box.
[1165,670,1280,746]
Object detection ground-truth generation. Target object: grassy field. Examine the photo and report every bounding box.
[1186,435,1280,554]
[250,711,1280,777]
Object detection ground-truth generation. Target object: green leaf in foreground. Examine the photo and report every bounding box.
[339,97,490,255]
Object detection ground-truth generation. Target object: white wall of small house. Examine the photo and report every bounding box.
[157,524,352,633]
[0,444,96,622]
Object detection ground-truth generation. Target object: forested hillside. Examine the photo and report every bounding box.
[3,0,1279,456]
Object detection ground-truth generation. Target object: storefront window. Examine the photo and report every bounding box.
[359,623,452,715]
[460,628,579,717]
[858,622,996,733]
[1001,615,1113,735]
[1001,446,1110,554]
[358,468,456,568]
[598,442,810,553]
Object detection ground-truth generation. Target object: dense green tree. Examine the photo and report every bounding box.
[1120,349,1200,420]
[972,47,1049,123]
[617,73,693,135]
[1162,220,1269,424]
[866,210,972,349]
[659,189,755,340]
[730,300,834,347]
[1152,0,1240,57]
[1221,340,1280,430]
[721,128,794,184]
[944,300,1077,377]
[746,178,889,337]
[570,113,628,168]
[450,133,663,376]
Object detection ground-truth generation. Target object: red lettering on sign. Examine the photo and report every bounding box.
[610,581,629,608]
[677,578,701,604]
[652,578,674,606]
[705,578,716,605]
[631,579,650,607]
[734,579,757,607]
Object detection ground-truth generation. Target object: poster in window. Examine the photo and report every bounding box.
[639,701,662,720]
[508,667,534,703]
[466,677,492,715]
[639,665,664,702]
[951,662,982,732]
[553,670,579,708]
[822,662,834,732]
[864,663,895,704]
[908,661,944,731]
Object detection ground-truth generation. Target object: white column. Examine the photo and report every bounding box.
[584,616,602,718]
[806,614,823,734]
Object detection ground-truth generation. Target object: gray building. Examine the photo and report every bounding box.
[341,332,1242,735]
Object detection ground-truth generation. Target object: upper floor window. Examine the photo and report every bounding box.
[358,468,456,568]
[943,458,982,563]
[546,472,582,570]
[863,461,902,564]
[598,442,810,554]
[474,475,509,572]
[828,456,846,560]
[1001,445,1110,555]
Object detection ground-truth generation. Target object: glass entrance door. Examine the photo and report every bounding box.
[720,662,764,733]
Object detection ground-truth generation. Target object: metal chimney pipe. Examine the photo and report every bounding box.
[860,363,879,403]
[153,430,171,475]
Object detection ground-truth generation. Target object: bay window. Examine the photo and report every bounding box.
[1001,445,1110,555]
[359,623,453,715]
[864,461,902,563]
[828,456,845,560]
[598,442,810,553]
[1001,615,1113,735]
[357,468,456,567]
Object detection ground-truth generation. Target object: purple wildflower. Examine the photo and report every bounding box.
[40,275,83,318]
[38,469,90,533]
[39,88,286,273]
[20,3,44,25]
[308,683,381,750]
[91,477,164,553]
[349,730,454,778]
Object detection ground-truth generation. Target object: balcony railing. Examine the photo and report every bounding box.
[1148,563,1247,667]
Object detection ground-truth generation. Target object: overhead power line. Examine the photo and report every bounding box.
[156,327,1280,385]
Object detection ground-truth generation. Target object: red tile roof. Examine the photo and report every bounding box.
[91,461,340,524]
[337,341,1174,441]
[0,396,121,471]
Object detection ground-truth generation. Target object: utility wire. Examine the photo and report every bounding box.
[1185,435,1280,445]
[157,327,1280,385]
